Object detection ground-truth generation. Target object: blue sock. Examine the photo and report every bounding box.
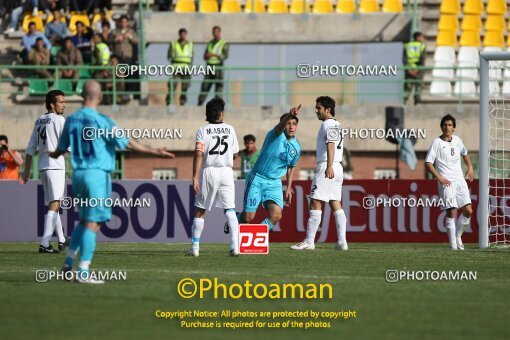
[262,218,274,231]
[78,228,97,274]
[63,223,85,268]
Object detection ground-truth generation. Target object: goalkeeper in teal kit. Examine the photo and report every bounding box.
[226,105,301,233]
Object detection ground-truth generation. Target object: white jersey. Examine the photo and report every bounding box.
[316,118,343,164]
[26,112,66,171]
[195,123,239,168]
[425,135,467,182]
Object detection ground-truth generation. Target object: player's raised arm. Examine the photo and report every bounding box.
[275,104,301,135]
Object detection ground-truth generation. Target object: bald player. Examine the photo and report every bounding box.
[50,80,175,284]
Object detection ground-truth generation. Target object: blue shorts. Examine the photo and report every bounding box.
[243,173,283,213]
[72,169,112,223]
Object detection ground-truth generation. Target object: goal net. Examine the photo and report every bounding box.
[480,51,510,249]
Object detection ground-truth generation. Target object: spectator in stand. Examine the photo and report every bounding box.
[155,0,171,11]
[56,37,83,80]
[99,21,115,51]
[44,10,68,43]
[93,13,116,33]
[104,55,125,104]
[112,15,138,65]
[0,135,23,180]
[239,135,260,179]
[91,33,111,79]
[93,0,112,12]
[71,21,92,64]
[5,0,30,34]
[69,0,94,14]
[403,31,426,105]
[28,37,53,79]
[21,22,51,64]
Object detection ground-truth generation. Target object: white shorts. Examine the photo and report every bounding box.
[438,179,472,210]
[40,169,66,204]
[195,167,235,211]
[309,162,343,202]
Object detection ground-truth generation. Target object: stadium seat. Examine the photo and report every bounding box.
[175,0,197,12]
[484,31,505,48]
[438,15,459,32]
[28,80,49,96]
[382,0,403,13]
[453,80,477,96]
[267,0,288,13]
[439,0,460,14]
[79,67,91,79]
[312,0,333,13]
[462,0,483,14]
[432,61,455,80]
[489,68,503,81]
[461,15,482,32]
[69,14,91,35]
[436,30,457,46]
[502,81,510,97]
[221,0,242,13]
[456,61,479,80]
[46,14,66,24]
[484,15,506,32]
[457,46,479,65]
[459,30,481,47]
[76,79,86,95]
[505,68,510,79]
[290,0,311,13]
[53,79,74,96]
[359,0,379,12]
[22,13,44,32]
[336,0,356,13]
[434,46,456,63]
[199,0,219,13]
[489,80,500,97]
[486,0,507,14]
[244,0,266,13]
[430,80,453,96]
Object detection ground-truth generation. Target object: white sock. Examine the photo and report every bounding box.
[305,210,322,245]
[78,260,91,271]
[191,218,204,251]
[334,209,347,245]
[41,211,57,247]
[445,217,457,248]
[52,212,65,243]
[456,215,470,238]
[225,210,239,252]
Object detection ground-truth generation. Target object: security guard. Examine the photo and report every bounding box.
[167,28,194,106]
[198,26,229,106]
[404,31,426,105]
[92,33,111,67]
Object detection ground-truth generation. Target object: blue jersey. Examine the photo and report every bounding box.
[250,128,301,179]
[57,107,129,172]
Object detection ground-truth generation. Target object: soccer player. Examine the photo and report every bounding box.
[230,105,301,232]
[291,96,348,251]
[190,98,240,257]
[19,90,67,254]
[425,114,474,250]
[50,80,174,283]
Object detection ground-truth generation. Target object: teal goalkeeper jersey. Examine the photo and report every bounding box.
[57,107,129,172]
[250,127,301,180]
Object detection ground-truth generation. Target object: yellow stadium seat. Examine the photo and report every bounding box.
[290,0,311,13]
[438,15,459,31]
[484,31,505,48]
[382,0,403,13]
[46,14,67,24]
[507,34,510,47]
[459,30,481,47]
[221,0,241,12]
[199,0,219,12]
[359,0,379,13]
[312,0,333,13]
[486,0,507,15]
[485,15,506,32]
[175,0,197,12]
[90,11,113,25]
[22,13,44,32]
[267,0,288,13]
[436,30,457,46]
[336,0,356,13]
[440,0,460,14]
[69,14,91,35]
[462,0,483,14]
[244,0,266,12]
[461,15,482,32]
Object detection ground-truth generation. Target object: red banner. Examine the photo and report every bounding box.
[251,180,507,244]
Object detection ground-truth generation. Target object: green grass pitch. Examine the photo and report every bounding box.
[0,242,508,340]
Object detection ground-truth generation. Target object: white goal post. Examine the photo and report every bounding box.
[479,51,510,249]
